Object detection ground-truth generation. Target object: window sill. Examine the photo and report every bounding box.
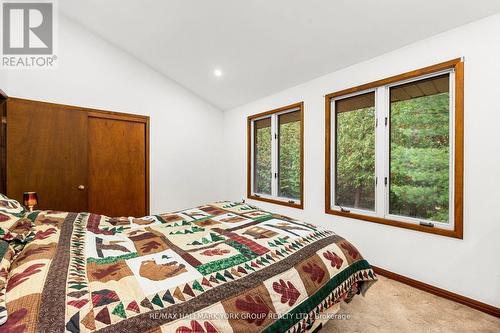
[325,208,463,239]
[248,195,303,209]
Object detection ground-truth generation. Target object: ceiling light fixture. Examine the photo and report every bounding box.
[214,69,222,77]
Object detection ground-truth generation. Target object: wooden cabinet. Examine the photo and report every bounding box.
[4,98,149,217]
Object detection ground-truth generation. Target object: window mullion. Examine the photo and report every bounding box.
[384,86,391,219]
[271,114,278,197]
[375,87,387,218]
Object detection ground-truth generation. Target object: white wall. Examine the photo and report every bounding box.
[0,16,225,213]
[223,13,500,307]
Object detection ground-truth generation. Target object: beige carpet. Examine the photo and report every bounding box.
[323,276,500,333]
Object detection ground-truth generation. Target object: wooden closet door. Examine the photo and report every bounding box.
[7,98,88,212]
[88,116,147,217]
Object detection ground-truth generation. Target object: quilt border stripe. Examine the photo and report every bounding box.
[37,212,79,333]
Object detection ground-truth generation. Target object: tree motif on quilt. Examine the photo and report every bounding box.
[296,254,329,296]
[272,279,300,306]
[235,294,271,326]
[302,262,325,283]
[221,284,276,333]
[323,250,343,269]
[338,240,361,263]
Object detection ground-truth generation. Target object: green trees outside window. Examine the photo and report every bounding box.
[278,111,301,200]
[335,92,376,210]
[389,74,450,223]
[253,118,272,194]
[332,73,451,223]
[251,105,303,205]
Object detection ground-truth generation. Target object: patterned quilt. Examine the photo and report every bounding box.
[2,201,376,333]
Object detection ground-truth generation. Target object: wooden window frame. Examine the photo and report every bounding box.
[325,59,464,239]
[0,91,7,195]
[247,102,304,209]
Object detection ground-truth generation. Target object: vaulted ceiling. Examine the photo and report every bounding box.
[60,0,500,110]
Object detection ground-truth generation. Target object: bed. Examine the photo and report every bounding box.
[1,199,376,333]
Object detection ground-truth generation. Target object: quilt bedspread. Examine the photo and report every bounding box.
[2,201,376,333]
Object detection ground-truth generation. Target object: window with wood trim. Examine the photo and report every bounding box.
[335,92,376,212]
[248,102,304,208]
[325,59,463,238]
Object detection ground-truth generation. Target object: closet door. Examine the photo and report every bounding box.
[88,115,148,217]
[7,98,88,212]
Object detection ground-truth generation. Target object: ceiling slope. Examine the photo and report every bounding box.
[60,0,500,110]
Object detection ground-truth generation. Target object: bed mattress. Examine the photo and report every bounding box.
[3,201,376,332]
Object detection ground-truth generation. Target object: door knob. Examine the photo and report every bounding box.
[78,185,85,191]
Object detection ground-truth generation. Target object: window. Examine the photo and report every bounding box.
[334,92,376,212]
[253,117,272,195]
[325,59,463,238]
[248,102,303,208]
[389,74,451,223]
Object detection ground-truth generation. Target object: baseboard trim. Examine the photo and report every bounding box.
[372,266,500,318]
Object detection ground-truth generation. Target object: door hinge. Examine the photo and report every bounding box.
[384,117,388,126]
[274,133,278,139]
[274,172,278,179]
[384,177,388,186]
